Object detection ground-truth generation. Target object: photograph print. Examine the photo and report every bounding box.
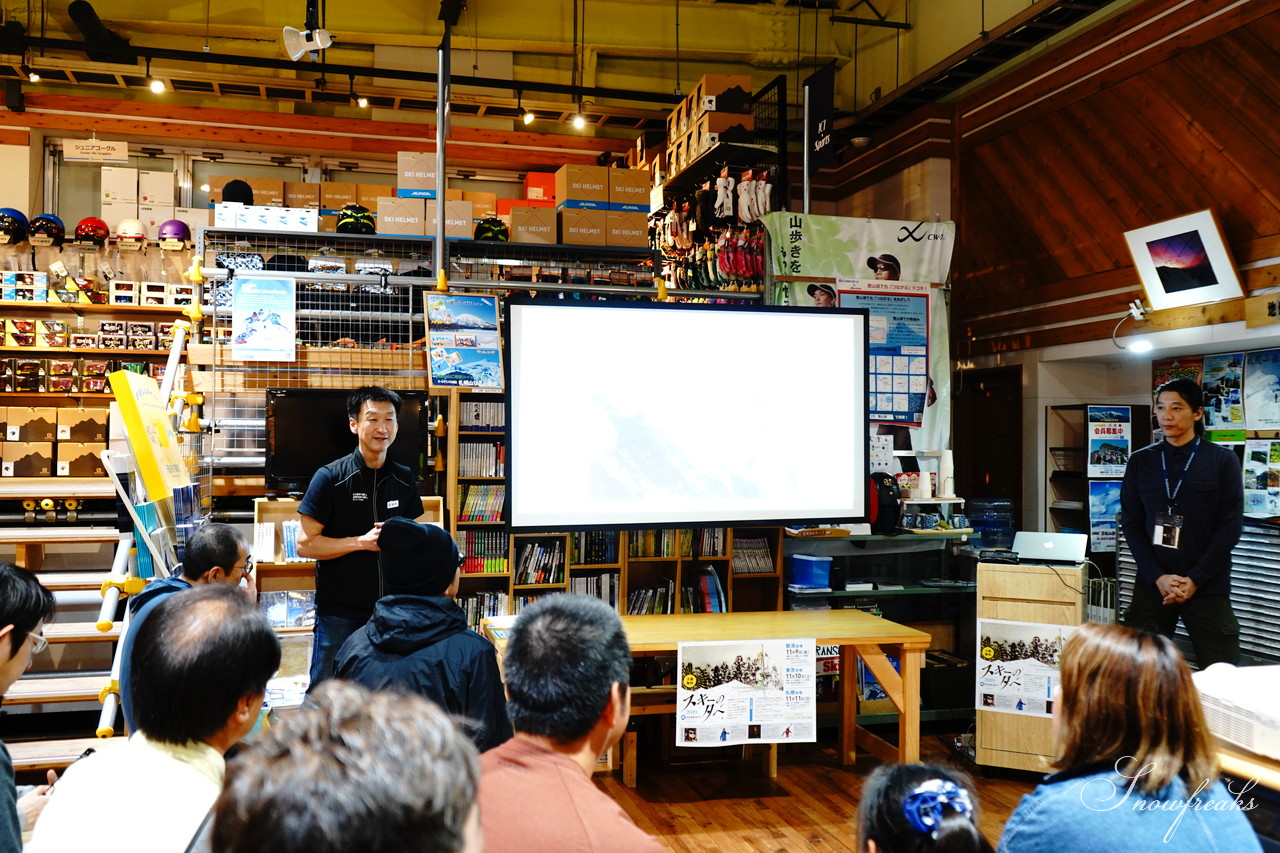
[1124,209,1244,312]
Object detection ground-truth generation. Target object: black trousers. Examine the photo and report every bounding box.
[1124,584,1240,667]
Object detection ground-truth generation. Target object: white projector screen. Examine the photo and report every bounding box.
[506,299,869,532]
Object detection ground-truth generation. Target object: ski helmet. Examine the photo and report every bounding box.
[0,208,29,243]
[157,219,191,243]
[336,204,376,235]
[116,218,147,240]
[75,217,110,246]
[29,214,66,247]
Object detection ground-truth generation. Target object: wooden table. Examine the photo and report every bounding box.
[621,610,931,767]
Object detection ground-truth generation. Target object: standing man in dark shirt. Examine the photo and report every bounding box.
[297,387,425,688]
[1121,378,1243,666]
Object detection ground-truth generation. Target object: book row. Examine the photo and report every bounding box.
[460,400,505,431]
[458,529,510,574]
[457,484,505,523]
[627,527,730,558]
[569,530,620,565]
[514,539,565,585]
[459,590,510,633]
[731,537,776,574]
[458,440,505,478]
[568,572,621,608]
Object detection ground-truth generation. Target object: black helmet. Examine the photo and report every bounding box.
[336,204,376,235]
[29,214,66,247]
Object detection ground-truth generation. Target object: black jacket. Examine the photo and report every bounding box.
[334,595,513,751]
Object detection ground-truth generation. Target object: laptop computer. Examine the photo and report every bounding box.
[1012,531,1088,566]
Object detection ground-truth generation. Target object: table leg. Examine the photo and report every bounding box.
[839,644,858,765]
[897,646,923,763]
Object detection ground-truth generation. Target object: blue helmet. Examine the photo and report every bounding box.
[0,208,29,243]
[30,214,67,247]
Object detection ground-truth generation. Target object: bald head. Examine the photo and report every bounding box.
[130,584,280,746]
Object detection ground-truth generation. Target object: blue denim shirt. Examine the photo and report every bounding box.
[998,764,1261,853]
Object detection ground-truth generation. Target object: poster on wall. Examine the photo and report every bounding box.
[1152,356,1203,393]
[1086,406,1134,478]
[976,619,1075,718]
[1242,439,1280,516]
[1088,481,1122,552]
[676,639,816,746]
[230,276,296,362]
[1202,353,1246,429]
[424,293,505,390]
[1244,348,1280,431]
[837,280,930,426]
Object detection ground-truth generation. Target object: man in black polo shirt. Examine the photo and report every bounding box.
[297,386,425,688]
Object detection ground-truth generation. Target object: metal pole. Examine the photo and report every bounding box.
[435,23,451,287]
[802,84,811,215]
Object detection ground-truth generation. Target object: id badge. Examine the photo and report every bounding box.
[1153,512,1183,549]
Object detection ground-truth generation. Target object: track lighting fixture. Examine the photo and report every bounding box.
[20,64,39,83]
[571,102,586,130]
[145,57,164,93]
[347,75,368,108]
[517,91,534,125]
[1112,299,1153,353]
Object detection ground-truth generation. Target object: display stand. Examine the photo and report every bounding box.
[974,559,1086,773]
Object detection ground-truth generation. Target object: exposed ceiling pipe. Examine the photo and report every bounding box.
[67,0,131,62]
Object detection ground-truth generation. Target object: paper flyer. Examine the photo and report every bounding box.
[1201,352,1245,429]
[836,280,931,427]
[1151,356,1203,392]
[1242,439,1280,516]
[1085,405,1133,478]
[230,276,296,362]
[1245,348,1280,431]
[424,293,505,390]
[1088,481,1121,552]
[977,619,1076,718]
[676,639,816,746]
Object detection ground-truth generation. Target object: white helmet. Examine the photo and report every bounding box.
[116,218,146,240]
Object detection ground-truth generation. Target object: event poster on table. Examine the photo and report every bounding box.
[230,276,296,362]
[424,293,505,390]
[676,639,816,746]
[976,619,1076,718]
[1088,481,1122,553]
[1085,405,1134,478]
[837,280,930,426]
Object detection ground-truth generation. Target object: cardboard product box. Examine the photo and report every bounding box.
[609,168,652,212]
[376,197,426,237]
[101,167,138,203]
[46,358,77,378]
[425,201,475,240]
[79,358,111,378]
[397,151,438,198]
[462,191,498,219]
[284,182,321,209]
[635,129,667,161]
[497,197,553,217]
[444,189,465,201]
[2,442,53,477]
[286,209,319,232]
[319,215,338,233]
[80,374,110,394]
[213,203,245,228]
[98,320,126,337]
[6,407,56,441]
[606,210,650,248]
[510,206,557,244]
[176,206,212,228]
[109,280,136,305]
[128,335,157,351]
[71,333,99,349]
[666,99,689,144]
[139,170,176,206]
[137,205,175,240]
[524,171,556,202]
[209,176,286,208]
[5,319,35,347]
[47,374,77,394]
[319,182,359,214]
[558,208,608,246]
[56,442,107,477]
[100,200,139,231]
[37,319,68,348]
[357,184,390,210]
[127,321,155,337]
[690,73,753,116]
[554,165,610,209]
[99,334,127,350]
[169,283,194,306]
[0,406,5,440]
[692,110,756,152]
[142,282,168,306]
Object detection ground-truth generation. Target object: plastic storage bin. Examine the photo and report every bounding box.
[969,498,1015,549]
[786,554,832,587]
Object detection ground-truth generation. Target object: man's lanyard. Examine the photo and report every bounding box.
[1161,436,1200,513]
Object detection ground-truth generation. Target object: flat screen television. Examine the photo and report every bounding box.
[505,298,870,532]
[264,388,428,496]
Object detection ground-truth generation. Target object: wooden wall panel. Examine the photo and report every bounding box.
[953,2,1280,357]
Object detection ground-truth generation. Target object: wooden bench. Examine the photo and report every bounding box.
[6,736,122,772]
[44,622,121,643]
[33,572,110,592]
[5,674,108,706]
[0,527,122,572]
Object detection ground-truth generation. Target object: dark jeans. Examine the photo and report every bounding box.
[308,611,369,690]
[1124,584,1240,667]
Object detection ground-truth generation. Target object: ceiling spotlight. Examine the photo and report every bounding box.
[523,110,535,125]
[517,90,535,125]
[21,64,39,83]
[1112,299,1153,353]
[357,95,369,109]
[283,26,334,61]
[346,75,368,109]
[144,58,164,93]
[572,111,586,130]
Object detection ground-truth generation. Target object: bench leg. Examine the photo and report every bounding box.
[623,730,637,788]
[16,543,45,572]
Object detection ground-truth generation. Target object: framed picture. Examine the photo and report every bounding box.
[1124,209,1243,312]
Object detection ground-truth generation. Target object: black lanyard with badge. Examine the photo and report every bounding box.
[1155,437,1199,549]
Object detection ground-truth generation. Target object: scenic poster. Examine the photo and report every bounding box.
[1086,405,1133,478]
[676,639,816,746]
[838,281,930,426]
[976,619,1076,718]
[1242,439,1280,516]
[1088,481,1122,553]
[230,276,296,362]
[424,293,504,390]
[1202,352,1246,429]
[1244,348,1280,430]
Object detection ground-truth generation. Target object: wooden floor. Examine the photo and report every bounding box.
[598,729,1038,852]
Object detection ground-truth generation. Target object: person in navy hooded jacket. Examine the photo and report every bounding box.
[335,518,512,751]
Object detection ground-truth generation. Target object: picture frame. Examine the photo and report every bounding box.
[1123,208,1243,312]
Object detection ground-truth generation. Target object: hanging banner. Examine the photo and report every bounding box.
[676,638,816,746]
[1086,405,1134,478]
[804,61,837,173]
[837,280,930,426]
[62,139,129,163]
[230,276,297,362]
[1245,348,1280,431]
[425,293,505,390]
[1088,481,1122,553]
[977,619,1076,718]
[1202,352,1246,429]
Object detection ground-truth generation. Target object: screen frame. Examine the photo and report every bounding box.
[504,297,871,534]
[263,387,428,496]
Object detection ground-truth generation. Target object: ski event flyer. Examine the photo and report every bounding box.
[424,293,505,391]
[976,619,1076,718]
[836,280,930,426]
[676,639,816,747]
[1086,405,1132,479]
[230,276,296,362]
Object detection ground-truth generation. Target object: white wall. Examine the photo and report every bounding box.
[0,143,33,210]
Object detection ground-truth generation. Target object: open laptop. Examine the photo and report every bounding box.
[1012,531,1088,566]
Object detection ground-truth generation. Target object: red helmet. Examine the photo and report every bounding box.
[75,217,110,246]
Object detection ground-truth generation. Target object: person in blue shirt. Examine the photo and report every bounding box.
[997,622,1261,853]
